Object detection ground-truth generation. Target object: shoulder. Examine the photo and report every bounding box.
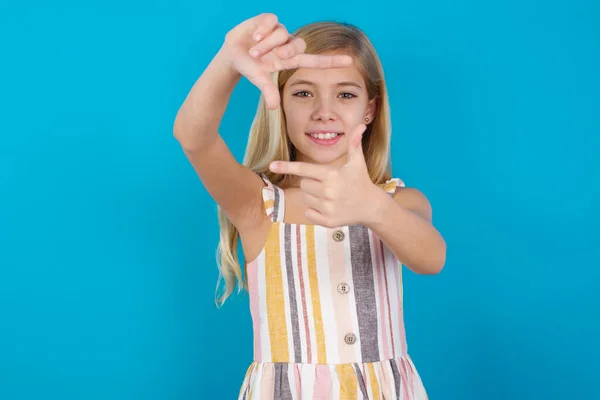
[379,177,433,222]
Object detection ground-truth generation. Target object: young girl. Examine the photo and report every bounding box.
[174,13,446,400]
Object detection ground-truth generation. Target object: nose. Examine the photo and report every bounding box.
[311,97,337,122]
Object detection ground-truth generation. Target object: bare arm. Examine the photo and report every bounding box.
[174,50,240,151]
[172,13,355,232]
[366,187,446,274]
[266,123,446,273]
[173,50,265,232]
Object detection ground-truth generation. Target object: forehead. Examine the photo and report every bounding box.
[284,64,366,88]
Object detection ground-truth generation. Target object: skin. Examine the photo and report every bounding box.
[270,119,447,274]
[281,64,376,174]
[173,13,446,275]
[269,64,446,274]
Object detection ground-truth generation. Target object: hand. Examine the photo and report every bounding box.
[219,13,353,109]
[268,124,382,228]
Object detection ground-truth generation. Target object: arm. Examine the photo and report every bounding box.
[173,49,266,233]
[365,186,446,274]
[173,14,354,233]
[266,124,446,267]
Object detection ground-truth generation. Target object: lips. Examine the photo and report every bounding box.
[305,131,344,146]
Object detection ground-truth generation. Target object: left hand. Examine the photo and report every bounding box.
[268,123,381,227]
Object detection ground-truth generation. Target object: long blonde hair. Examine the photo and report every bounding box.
[214,21,394,307]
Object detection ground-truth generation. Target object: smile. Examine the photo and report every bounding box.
[305,132,344,146]
[308,132,341,139]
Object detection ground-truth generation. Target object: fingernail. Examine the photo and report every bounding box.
[269,161,279,170]
[254,33,262,41]
[249,49,259,57]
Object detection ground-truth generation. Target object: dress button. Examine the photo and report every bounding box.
[337,282,349,294]
[332,230,345,242]
[344,333,357,345]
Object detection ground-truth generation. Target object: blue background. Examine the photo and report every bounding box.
[1,0,599,399]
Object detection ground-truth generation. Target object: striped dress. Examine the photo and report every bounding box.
[238,173,428,400]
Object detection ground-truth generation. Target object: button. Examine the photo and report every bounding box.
[337,282,349,294]
[344,333,357,345]
[332,230,345,242]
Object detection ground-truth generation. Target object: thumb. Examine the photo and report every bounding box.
[346,123,367,164]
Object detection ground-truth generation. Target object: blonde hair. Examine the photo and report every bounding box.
[214,21,394,307]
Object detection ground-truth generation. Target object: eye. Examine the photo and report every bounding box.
[292,90,312,97]
[291,91,357,99]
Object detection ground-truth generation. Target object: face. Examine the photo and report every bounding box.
[281,60,376,168]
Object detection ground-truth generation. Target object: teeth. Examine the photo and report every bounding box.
[310,132,339,140]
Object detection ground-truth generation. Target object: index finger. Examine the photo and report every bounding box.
[269,160,330,179]
[278,53,353,70]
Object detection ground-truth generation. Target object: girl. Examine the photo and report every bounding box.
[174,13,446,400]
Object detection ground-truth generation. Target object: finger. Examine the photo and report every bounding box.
[350,123,367,150]
[259,37,303,69]
[299,177,323,197]
[249,24,290,58]
[261,82,281,110]
[304,208,330,227]
[269,160,329,179]
[276,37,306,60]
[346,123,367,163]
[244,71,280,109]
[277,53,353,70]
[302,193,323,211]
[251,13,279,42]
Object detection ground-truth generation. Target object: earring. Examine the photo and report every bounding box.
[365,117,369,123]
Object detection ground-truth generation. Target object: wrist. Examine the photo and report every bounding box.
[214,46,242,80]
[361,185,390,228]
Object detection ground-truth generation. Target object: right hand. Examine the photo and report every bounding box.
[220,13,353,110]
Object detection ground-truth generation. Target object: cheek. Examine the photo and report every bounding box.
[284,107,309,133]
[283,98,368,130]
[339,107,366,126]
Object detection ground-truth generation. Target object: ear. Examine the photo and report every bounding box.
[365,96,378,124]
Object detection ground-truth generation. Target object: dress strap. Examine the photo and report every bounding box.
[258,172,285,223]
[378,177,406,195]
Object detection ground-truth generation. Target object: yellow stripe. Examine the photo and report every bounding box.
[306,225,327,364]
[265,223,289,362]
[382,181,396,193]
[367,363,381,399]
[336,364,357,400]
[264,199,274,211]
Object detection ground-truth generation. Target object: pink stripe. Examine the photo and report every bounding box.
[247,260,261,361]
[405,357,419,395]
[380,361,393,400]
[313,365,331,400]
[294,364,301,399]
[399,358,412,399]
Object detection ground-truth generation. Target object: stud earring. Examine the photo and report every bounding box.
[365,117,369,123]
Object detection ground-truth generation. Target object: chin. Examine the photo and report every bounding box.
[298,149,346,165]
[292,134,347,165]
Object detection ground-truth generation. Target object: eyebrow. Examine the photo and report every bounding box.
[288,79,363,89]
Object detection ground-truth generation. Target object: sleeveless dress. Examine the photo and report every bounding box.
[238,173,428,400]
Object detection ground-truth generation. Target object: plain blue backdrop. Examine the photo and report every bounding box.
[1,0,599,399]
